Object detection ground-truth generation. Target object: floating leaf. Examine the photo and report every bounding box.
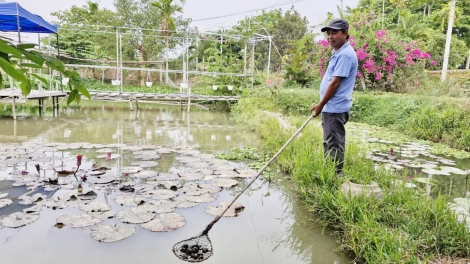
[1,212,40,228]
[89,211,117,220]
[140,213,185,232]
[132,170,159,178]
[211,178,239,188]
[0,199,13,208]
[178,172,204,181]
[176,157,200,163]
[185,193,217,203]
[415,177,438,185]
[421,168,450,176]
[56,214,103,228]
[211,164,236,171]
[205,201,245,217]
[90,224,136,243]
[116,210,154,224]
[120,167,142,174]
[113,196,145,206]
[153,173,179,181]
[440,166,469,175]
[133,200,176,214]
[131,161,159,168]
[23,204,42,213]
[86,175,116,184]
[79,202,111,213]
[144,189,178,200]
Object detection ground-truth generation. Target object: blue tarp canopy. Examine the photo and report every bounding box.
[0,2,57,34]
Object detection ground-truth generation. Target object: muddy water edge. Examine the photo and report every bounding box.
[0,102,349,264]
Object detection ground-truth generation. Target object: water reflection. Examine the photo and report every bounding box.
[0,102,348,264]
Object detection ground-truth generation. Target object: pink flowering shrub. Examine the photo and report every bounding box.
[315,15,433,92]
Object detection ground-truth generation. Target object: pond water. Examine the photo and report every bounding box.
[0,102,349,264]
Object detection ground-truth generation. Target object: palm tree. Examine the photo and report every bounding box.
[150,0,185,84]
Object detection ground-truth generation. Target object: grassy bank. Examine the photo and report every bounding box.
[231,96,470,263]
[269,88,470,151]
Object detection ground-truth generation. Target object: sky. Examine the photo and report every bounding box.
[9,0,361,32]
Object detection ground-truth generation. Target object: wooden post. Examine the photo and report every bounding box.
[129,97,134,111]
[10,77,16,120]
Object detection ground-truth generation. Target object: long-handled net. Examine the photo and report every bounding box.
[173,113,315,262]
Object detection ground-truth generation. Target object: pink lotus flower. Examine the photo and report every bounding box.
[432,60,437,65]
[77,155,83,167]
[106,152,112,161]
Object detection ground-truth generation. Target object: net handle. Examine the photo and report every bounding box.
[201,113,315,235]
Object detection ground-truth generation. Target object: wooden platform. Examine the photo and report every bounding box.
[0,88,66,100]
[87,91,240,102]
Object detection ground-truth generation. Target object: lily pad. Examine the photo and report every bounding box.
[132,170,159,178]
[0,199,13,208]
[86,174,116,184]
[211,178,239,188]
[134,154,161,161]
[56,214,103,228]
[144,189,178,200]
[422,168,450,176]
[185,193,217,203]
[440,166,469,175]
[23,204,43,213]
[211,164,236,171]
[1,212,40,228]
[205,201,245,217]
[133,200,176,214]
[178,172,204,181]
[96,154,121,159]
[89,211,117,220]
[415,177,438,185]
[175,157,200,163]
[131,161,159,168]
[140,213,185,232]
[120,167,142,174]
[152,173,179,181]
[0,193,8,199]
[116,210,155,224]
[113,196,145,206]
[79,202,111,213]
[90,224,136,243]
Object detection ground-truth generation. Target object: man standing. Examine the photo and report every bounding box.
[310,18,358,175]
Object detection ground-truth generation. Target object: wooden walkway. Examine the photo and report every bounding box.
[88,91,240,102]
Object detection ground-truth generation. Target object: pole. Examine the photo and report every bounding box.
[382,0,385,29]
[57,33,63,92]
[243,42,247,75]
[48,35,52,90]
[251,42,255,90]
[441,0,456,82]
[267,36,272,79]
[120,32,123,93]
[115,27,119,83]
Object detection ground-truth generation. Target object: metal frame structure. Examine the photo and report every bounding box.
[55,25,272,94]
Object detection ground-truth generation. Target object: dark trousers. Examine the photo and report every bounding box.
[321,112,350,174]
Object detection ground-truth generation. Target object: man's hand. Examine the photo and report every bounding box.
[310,103,323,117]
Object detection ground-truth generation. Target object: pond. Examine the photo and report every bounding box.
[0,102,349,264]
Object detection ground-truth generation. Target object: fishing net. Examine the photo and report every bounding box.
[173,233,213,262]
